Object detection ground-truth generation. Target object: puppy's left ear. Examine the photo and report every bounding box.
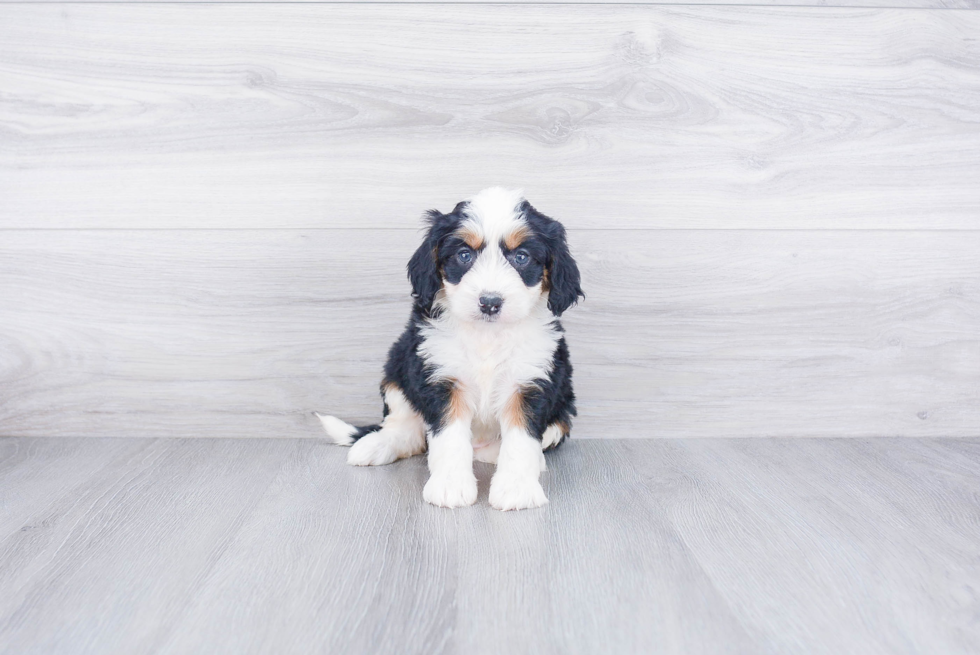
[541,217,584,317]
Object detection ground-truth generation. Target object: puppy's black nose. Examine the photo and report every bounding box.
[479,295,503,316]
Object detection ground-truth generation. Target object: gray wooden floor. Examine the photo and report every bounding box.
[2,436,978,654]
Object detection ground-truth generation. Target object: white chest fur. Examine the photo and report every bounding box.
[418,305,560,424]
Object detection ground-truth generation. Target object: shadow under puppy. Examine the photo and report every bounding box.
[318,187,583,511]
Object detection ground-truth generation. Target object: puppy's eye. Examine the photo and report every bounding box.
[514,250,530,266]
[457,249,473,264]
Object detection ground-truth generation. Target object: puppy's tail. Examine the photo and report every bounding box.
[315,413,382,446]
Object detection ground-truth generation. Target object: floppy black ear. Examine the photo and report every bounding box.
[407,240,440,313]
[407,210,459,313]
[523,205,583,317]
[545,221,584,316]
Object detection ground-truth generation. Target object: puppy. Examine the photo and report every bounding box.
[318,187,583,510]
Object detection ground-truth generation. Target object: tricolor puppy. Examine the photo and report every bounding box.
[318,188,583,511]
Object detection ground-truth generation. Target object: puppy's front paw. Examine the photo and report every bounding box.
[423,471,478,508]
[489,474,548,511]
[347,432,396,466]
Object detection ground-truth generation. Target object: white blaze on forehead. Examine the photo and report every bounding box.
[436,187,548,330]
[460,187,527,248]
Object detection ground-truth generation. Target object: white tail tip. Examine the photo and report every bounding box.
[316,413,357,446]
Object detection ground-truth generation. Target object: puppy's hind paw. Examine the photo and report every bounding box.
[488,475,548,511]
[347,432,398,466]
[423,471,478,508]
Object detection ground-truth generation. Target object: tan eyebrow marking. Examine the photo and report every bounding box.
[455,224,484,250]
[503,223,531,250]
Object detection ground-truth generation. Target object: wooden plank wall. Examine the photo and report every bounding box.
[1,4,978,438]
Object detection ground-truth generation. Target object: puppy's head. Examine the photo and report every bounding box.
[408,187,583,323]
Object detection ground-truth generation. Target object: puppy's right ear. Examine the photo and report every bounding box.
[407,210,457,313]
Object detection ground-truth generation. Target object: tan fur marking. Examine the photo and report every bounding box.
[445,379,469,424]
[455,225,484,250]
[503,223,531,251]
[503,389,529,430]
[381,381,401,415]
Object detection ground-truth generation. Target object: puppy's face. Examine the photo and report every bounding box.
[408,188,583,323]
[439,197,546,324]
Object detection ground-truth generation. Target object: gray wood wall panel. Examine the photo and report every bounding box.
[2,6,979,229]
[2,437,979,654]
[2,3,978,439]
[10,0,980,7]
[2,229,978,439]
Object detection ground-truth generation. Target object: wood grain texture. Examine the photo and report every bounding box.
[1,437,978,654]
[0,438,298,655]
[9,0,980,7]
[2,5,979,229]
[0,438,151,538]
[1,229,978,439]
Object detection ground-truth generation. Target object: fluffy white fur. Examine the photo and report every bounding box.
[316,414,358,446]
[318,387,426,466]
[423,419,478,508]
[489,426,549,510]
[418,306,556,509]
